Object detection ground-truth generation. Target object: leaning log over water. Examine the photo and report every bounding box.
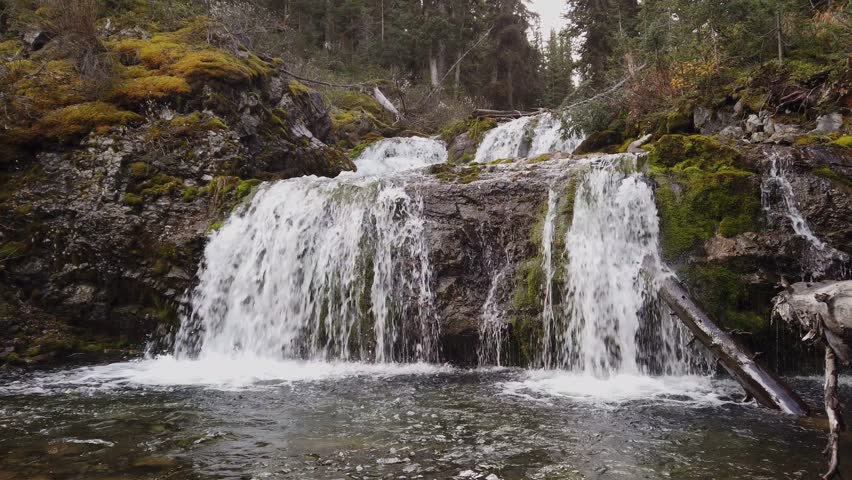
[773,280,851,479]
[659,276,809,416]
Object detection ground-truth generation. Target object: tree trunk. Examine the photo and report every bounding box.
[659,276,809,416]
[776,9,784,66]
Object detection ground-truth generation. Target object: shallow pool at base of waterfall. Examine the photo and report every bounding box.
[1,364,848,479]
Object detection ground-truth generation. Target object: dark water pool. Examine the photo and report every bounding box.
[0,359,849,479]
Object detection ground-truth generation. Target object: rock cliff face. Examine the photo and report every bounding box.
[0,65,354,365]
[2,84,851,368]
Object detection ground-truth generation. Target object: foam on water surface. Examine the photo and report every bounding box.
[501,370,739,407]
[0,356,453,393]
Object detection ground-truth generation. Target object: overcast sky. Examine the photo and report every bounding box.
[529,0,568,36]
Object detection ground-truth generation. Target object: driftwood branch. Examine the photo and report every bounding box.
[471,108,542,119]
[773,280,852,479]
[659,275,809,415]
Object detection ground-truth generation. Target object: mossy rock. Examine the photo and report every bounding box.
[648,134,742,171]
[650,135,760,261]
[440,117,497,144]
[680,264,772,335]
[35,102,141,142]
[112,75,191,103]
[573,129,623,155]
[830,136,852,148]
[812,166,852,188]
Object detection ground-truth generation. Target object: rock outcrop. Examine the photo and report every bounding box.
[0,64,354,364]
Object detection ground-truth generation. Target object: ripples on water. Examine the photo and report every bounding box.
[1,361,848,479]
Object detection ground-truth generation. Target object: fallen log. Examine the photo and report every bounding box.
[658,275,809,416]
[773,280,852,479]
[472,109,541,119]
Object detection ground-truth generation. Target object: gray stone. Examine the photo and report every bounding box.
[811,113,843,135]
[719,126,744,139]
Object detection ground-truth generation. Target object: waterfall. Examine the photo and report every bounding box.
[354,137,448,176]
[474,113,583,163]
[542,156,697,376]
[761,152,849,280]
[477,263,510,367]
[173,138,447,363]
[539,189,559,369]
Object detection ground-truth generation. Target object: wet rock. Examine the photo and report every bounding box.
[448,132,477,163]
[719,125,744,139]
[810,113,843,135]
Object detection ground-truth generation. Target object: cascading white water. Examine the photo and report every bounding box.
[474,113,583,163]
[551,156,697,376]
[173,137,448,363]
[354,137,449,176]
[477,263,510,367]
[528,113,584,157]
[539,189,559,369]
[761,152,849,280]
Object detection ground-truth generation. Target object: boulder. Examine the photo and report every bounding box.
[810,113,843,135]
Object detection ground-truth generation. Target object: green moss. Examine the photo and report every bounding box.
[129,161,153,178]
[113,75,191,102]
[513,258,545,311]
[328,90,386,118]
[794,135,831,146]
[830,136,852,148]
[812,166,852,188]
[349,134,383,159]
[664,111,693,134]
[171,49,270,84]
[36,102,141,142]
[0,40,23,57]
[456,153,476,164]
[0,241,27,259]
[648,134,741,171]
[123,193,143,205]
[15,203,33,216]
[140,174,184,197]
[681,264,770,334]
[288,80,312,97]
[235,179,261,201]
[207,220,225,233]
[655,172,761,261]
[528,154,552,164]
[182,186,200,201]
[430,164,482,184]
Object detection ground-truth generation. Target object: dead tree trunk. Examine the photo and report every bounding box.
[773,280,852,479]
[659,276,809,416]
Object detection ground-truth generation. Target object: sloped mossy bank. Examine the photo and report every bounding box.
[0,10,358,366]
[646,134,852,370]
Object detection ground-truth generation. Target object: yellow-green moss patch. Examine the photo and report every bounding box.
[113,75,191,102]
[37,102,141,142]
[171,50,270,84]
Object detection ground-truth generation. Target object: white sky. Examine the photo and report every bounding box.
[529,0,568,36]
